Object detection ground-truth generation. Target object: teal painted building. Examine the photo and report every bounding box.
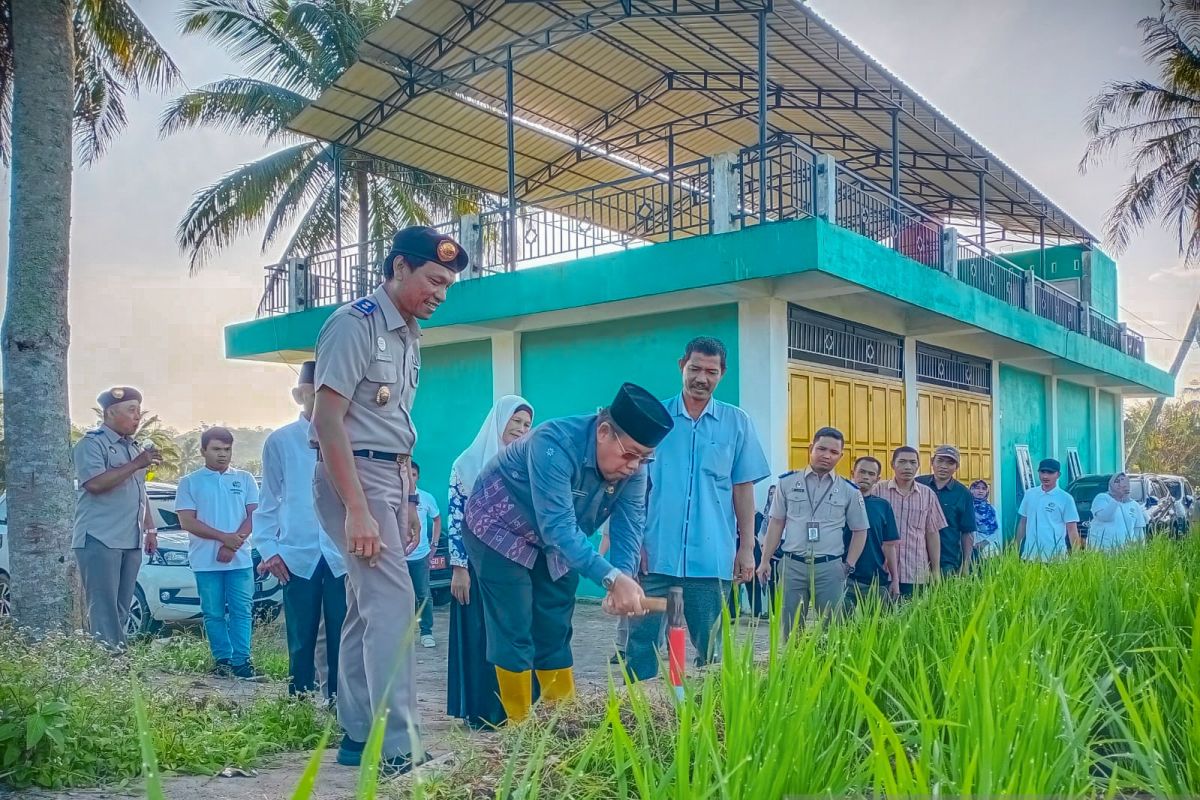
[224,2,1172,579]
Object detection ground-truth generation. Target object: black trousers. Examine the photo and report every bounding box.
[462,526,579,673]
[282,556,347,697]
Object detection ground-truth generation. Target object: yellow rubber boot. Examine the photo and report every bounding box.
[494,666,533,723]
[535,667,576,703]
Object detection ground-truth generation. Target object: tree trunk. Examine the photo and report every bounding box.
[356,168,369,296]
[1127,302,1200,468]
[2,0,76,633]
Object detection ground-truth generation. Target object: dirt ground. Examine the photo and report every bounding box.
[12,598,771,800]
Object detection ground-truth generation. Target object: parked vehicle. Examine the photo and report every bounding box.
[429,532,451,605]
[1067,473,1181,541]
[0,483,282,634]
[1158,474,1196,536]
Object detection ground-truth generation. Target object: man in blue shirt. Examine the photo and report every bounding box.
[624,337,770,683]
[462,383,671,723]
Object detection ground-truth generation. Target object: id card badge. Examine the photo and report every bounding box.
[806,524,821,543]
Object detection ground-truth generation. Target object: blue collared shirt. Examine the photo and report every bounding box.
[470,414,647,585]
[643,394,771,579]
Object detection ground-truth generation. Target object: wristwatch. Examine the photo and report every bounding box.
[408,494,420,504]
[601,567,621,589]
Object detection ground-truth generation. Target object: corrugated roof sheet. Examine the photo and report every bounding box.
[288,0,1093,243]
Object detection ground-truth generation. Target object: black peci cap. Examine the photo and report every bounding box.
[389,225,469,272]
[97,387,143,410]
[1038,458,1061,473]
[609,382,673,448]
[298,360,316,386]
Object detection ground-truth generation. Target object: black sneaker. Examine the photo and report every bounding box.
[231,662,265,682]
[212,659,234,677]
[609,650,626,665]
[336,736,365,767]
[379,751,431,778]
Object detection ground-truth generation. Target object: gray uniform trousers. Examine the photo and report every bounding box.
[313,458,418,758]
[76,535,141,650]
[781,555,847,638]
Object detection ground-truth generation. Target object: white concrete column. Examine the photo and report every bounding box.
[1046,375,1059,463]
[710,151,740,234]
[738,297,789,506]
[902,337,919,447]
[491,331,521,398]
[991,359,1003,515]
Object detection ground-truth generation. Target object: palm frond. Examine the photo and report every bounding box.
[260,144,334,247]
[177,142,319,273]
[158,77,311,140]
[178,0,318,93]
[73,32,129,166]
[75,0,181,93]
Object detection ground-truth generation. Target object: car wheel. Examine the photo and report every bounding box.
[431,587,451,607]
[252,600,281,626]
[126,585,162,638]
[0,571,10,617]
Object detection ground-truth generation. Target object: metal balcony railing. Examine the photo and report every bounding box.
[252,137,1147,362]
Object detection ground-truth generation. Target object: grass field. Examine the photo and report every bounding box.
[412,535,1199,799]
[8,535,1197,796]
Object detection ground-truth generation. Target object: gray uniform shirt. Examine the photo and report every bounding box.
[72,425,148,549]
[312,287,421,453]
[769,467,868,558]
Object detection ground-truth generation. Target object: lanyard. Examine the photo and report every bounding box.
[806,476,836,518]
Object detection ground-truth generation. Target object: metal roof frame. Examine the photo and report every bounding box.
[288,0,1095,246]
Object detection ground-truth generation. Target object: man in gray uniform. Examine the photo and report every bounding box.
[73,387,162,650]
[756,426,868,638]
[311,225,467,776]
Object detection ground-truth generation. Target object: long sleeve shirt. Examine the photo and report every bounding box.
[252,416,346,580]
[447,466,469,569]
[465,414,647,585]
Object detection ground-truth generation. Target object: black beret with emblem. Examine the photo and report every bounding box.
[97,386,143,410]
[389,225,469,272]
[609,382,673,448]
[298,360,316,386]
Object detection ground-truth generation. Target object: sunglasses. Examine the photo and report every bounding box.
[612,431,655,466]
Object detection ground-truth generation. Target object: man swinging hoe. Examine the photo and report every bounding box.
[461,382,673,721]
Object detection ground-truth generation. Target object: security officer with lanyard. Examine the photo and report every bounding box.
[311,225,467,776]
[756,426,868,638]
[462,383,672,723]
[73,387,163,651]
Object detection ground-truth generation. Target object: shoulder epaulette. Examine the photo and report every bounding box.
[350,297,377,317]
[778,469,798,479]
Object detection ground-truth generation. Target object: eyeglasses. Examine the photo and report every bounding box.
[612,432,655,466]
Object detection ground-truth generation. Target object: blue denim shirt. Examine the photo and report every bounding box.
[472,414,647,585]
[643,394,770,578]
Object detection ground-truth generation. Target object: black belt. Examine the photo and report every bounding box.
[316,449,410,464]
[785,551,843,565]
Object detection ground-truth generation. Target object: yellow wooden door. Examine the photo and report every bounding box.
[917,387,993,485]
[788,364,906,478]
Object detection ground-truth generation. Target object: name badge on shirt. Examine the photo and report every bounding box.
[807,524,820,542]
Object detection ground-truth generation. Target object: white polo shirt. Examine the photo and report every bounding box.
[406,488,441,562]
[1018,485,1080,562]
[176,466,261,572]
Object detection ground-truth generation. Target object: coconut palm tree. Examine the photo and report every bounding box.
[3,0,177,633]
[1081,0,1200,261]
[0,0,180,165]
[163,0,478,279]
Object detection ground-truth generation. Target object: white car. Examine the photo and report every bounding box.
[0,483,282,635]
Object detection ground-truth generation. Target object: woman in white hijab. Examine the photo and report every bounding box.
[446,394,534,728]
[1088,472,1148,551]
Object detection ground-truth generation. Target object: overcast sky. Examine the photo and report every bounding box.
[0,0,1194,432]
